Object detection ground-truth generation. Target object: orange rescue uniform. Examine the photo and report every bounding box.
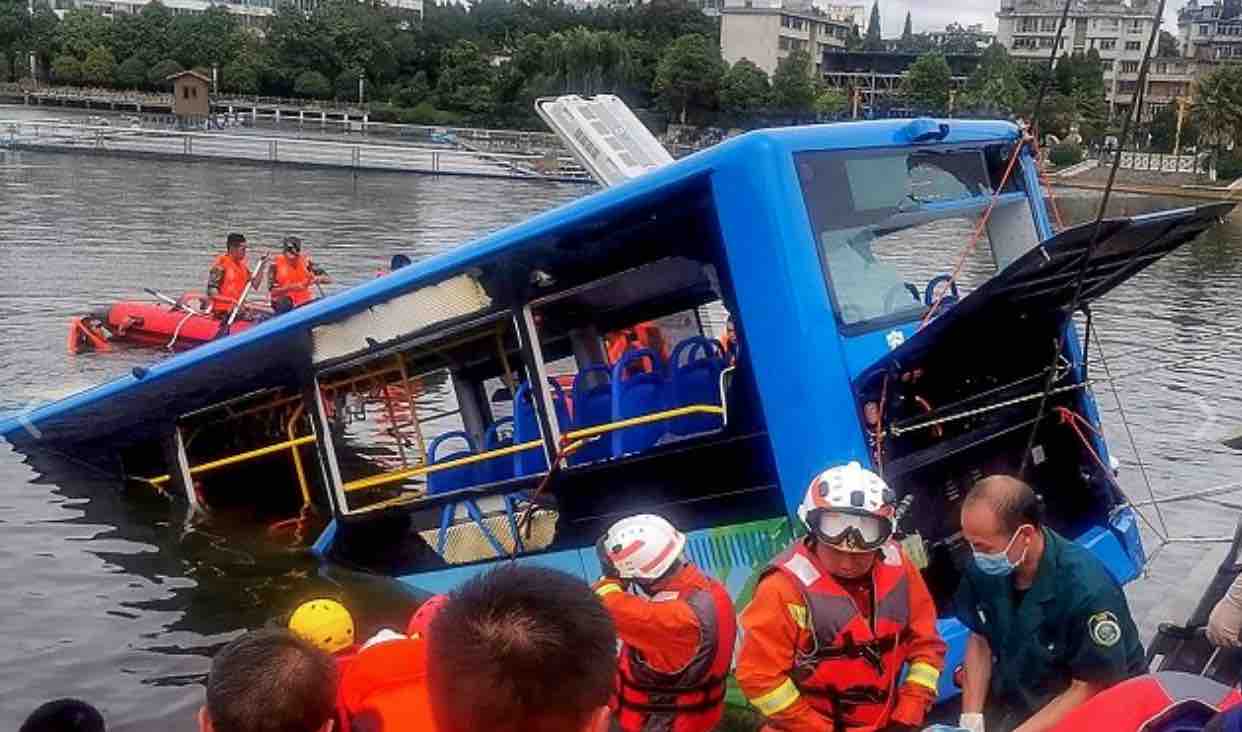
[606,322,671,371]
[593,563,736,732]
[338,636,437,732]
[208,254,252,316]
[736,539,945,732]
[270,253,318,307]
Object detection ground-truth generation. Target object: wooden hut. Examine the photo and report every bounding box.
[169,70,211,128]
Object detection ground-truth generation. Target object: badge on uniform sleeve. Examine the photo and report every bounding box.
[1088,611,1122,648]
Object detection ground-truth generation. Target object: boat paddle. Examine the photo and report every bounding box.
[144,287,182,309]
[216,253,270,339]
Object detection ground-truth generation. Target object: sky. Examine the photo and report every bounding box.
[891,0,1184,35]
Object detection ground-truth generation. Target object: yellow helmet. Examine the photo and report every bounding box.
[289,599,355,654]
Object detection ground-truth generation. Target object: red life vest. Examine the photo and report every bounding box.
[272,254,315,307]
[210,253,252,315]
[339,637,438,732]
[1051,671,1242,731]
[763,540,913,731]
[613,566,737,732]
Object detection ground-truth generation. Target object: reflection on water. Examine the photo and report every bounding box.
[0,133,1240,728]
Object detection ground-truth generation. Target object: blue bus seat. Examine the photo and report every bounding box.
[669,336,726,436]
[513,379,570,476]
[570,365,613,465]
[426,431,478,495]
[483,417,515,484]
[610,349,668,458]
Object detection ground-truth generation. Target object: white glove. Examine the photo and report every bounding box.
[959,712,985,732]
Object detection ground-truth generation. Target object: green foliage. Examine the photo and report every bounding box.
[1193,65,1242,153]
[770,50,815,116]
[1048,143,1083,167]
[1218,151,1242,182]
[435,40,494,116]
[80,45,115,86]
[0,52,10,82]
[814,86,848,118]
[960,43,1027,115]
[294,69,332,99]
[1146,104,1199,153]
[59,9,109,60]
[1157,30,1179,58]
[114,54,147,89]
[901,12,912,42]
[719,58,768,117]
[222,57,259,95]
[653,33,723,124]
[335,67,364,101]
[148,58,182,90]
[51,53,80,84]
[903,52,952,114]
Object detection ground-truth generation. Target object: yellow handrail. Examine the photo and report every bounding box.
[144,434,318,486]
[343,404,725,495]
[344,438,545,492]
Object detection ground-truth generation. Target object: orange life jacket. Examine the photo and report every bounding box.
[210,253,252,315]
[606,322,670,372]
[612,567,737,732]
[1050,672,1242,731]
[272,254,315,307]
[339,637,438,732]
[763,540,913,731]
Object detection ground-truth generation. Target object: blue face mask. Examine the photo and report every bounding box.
[972,525,1031,576]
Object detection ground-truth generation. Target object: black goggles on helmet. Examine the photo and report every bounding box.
[812,509,893,551]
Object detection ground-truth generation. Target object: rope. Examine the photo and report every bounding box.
[1090,325,1171,539]
[1030,135,1066,230]
[920,137,1027,328]
[166,310,197,351]
[1020,0,1171,476]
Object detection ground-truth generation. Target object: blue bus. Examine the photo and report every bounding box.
[1,117,1231,702]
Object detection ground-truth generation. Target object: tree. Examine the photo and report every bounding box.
[814,85,848,118]
[1193,65,1242,157]
[901,12,913,44]
[960,43,1027,116]
[148,58,183,90]
[51,53,81,84]
[903,52,952,113]
[222,58,259,95]
[59,9,110,59]
[26,3,60,80]
[435,40,495,116]
[0,53,10,83]
[864,1,882,51]
[335,67,364,101]
[1147,104,1199,152]
[114,54,147,89]
[294,69,332,99]
[1157,30,1179,58]
[653,33,723,124]
[80,45,115,86]
[719,58,769,119]
[770,50,815,116]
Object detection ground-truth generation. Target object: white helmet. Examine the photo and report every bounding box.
[599,514,686,581]
[797,461,896,553]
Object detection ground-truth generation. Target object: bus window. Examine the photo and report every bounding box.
[529,257,736,466]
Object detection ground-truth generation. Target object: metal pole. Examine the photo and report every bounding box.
[358,73,365,105]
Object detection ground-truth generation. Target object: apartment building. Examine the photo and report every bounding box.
[927,22,997,50]
[720,4,852,76]
[1178,0,1242,60]
[996,0,1169,118]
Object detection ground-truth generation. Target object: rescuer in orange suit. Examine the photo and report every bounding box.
[736,461,946,732]
[592,514,737,732]
[207,233,252,317]
[336,594,449,732]
[606,322,671,372]
[269,236,330,311]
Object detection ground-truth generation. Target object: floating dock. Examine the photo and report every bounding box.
[0,119,594,184]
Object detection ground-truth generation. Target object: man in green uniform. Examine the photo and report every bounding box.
[954,475,1145,732]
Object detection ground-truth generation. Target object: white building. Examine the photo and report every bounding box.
[996,0,1170,119]
[814,2,865,29]
[927,22,997,50]
[1178,0,1242,60]
[720,5,852,76]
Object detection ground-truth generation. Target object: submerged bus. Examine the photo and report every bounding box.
[1,117,1231,701]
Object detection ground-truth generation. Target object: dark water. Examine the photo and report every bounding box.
[2,105,1241,728]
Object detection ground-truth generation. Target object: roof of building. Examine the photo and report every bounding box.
[166,70,211,84]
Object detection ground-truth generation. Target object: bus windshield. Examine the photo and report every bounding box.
[796,145,1036,328]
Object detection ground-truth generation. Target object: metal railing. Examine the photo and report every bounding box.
[0,119,594,183]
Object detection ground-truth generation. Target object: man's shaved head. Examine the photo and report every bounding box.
[963,475,1044,535]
